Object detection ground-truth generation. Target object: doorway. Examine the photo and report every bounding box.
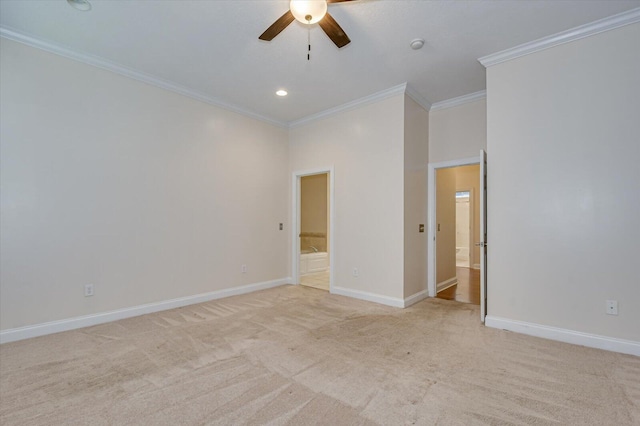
[292,168,334,292]
[455,190,472,268]
[427,153,487,321]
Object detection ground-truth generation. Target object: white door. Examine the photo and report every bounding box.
[479,150,487,322]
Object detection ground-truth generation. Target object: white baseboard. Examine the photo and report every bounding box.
[331,286,404,308]
[0,278,291,344]
[485,316,640,357]
[403,289,429,308]
[331,286,428,309]
[472,263,480,270]
[436,277,458,293]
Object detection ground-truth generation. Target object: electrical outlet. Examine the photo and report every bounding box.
[606,300,618,315]
[352,268,359,277]
[84,284,94,297]
[279,223,283,230]
[241,264,247,273]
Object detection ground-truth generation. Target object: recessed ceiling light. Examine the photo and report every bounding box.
[67,0,92,11]
[276,90,288,97]
[410,39,425,50]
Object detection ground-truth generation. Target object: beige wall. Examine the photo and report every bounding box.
[0,39,290,330]
[300,173,328,252]
[486,22,640,341]
[301,174,328,234]
[290,95,406,299]
[454,165,481,267]
[429,99,486,163]
[435,168,456,285]
[403,95,429,298]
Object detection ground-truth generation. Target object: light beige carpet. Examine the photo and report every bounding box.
[1,285,638,425]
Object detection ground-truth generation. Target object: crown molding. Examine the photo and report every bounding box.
[479,7,640,67]
[0,27,427,129]
[404,84,432,112]
[430,90,486,111]
[0,27,288,129]
[289,83,408,128]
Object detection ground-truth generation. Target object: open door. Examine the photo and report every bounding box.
[479,149,487,322]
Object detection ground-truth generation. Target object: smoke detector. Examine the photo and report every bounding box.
[67,0,92,11]
[410,39,425,50]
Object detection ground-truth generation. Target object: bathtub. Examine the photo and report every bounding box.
[300,251,329,275]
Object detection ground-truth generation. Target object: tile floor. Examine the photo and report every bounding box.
[300,270,330,291]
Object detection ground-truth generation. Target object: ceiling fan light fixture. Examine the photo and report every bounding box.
[67,0,92,11]
[290,0,328,24]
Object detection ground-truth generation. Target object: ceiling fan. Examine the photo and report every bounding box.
[259,0,357,49]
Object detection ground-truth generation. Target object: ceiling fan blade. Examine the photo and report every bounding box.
[259,10,295,41]
[318,12,351,48]
[327,0,357,3]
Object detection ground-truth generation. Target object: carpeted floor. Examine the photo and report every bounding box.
[1,285,638,425]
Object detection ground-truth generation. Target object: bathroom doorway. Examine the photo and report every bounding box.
[292,168,334,292]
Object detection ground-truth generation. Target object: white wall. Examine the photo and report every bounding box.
[429,99,486,163]
[403,95,429,298]
[0,39,290,331]
[486,22,640,342]
[290,95,405,300]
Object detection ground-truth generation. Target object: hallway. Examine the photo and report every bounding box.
[436,267,480,305]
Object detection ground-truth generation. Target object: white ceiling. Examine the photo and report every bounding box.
[1,0,639,125]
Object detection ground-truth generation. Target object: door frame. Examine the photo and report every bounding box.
[479,149,487,321]
[427,156,480,299]
[291,166,335,291]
